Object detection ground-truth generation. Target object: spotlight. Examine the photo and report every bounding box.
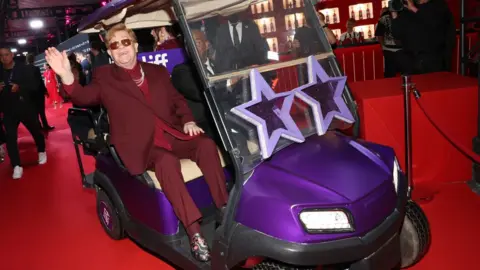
[18,39,27,45]
[11,48,17,53]
[29,19,44,29]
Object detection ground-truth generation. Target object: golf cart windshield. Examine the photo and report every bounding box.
[77,0,355,174]
[182,0,354,173]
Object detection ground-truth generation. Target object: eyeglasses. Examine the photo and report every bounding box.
[108,38,133,50]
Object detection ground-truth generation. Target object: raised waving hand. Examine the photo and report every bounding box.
[45,47,74,84]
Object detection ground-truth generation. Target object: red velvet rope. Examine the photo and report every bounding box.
[413,93,480,163]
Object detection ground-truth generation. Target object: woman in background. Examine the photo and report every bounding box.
[43,64,62,109]
[151,26,181,51]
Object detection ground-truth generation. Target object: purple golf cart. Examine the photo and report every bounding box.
[70,0,430,269]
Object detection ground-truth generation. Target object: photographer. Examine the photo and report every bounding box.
[390,0,454,74]
[376,8,403,78]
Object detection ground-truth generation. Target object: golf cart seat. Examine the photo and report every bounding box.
[68,107,110,188]
[146,150,227,189]
[68,107,109,155]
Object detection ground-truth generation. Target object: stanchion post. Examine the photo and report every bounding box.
[402,75,413,197]
[469,60,480,194]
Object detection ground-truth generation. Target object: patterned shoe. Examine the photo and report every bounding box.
[191,233,211,262]
[0,144,5,163]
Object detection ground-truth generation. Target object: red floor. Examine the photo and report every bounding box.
[0,106,479,270]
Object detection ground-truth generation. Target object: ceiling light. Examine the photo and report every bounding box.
[11,48,17,53]
[18,39,27,45]
[29,19,44,29]
[22,52,28,56]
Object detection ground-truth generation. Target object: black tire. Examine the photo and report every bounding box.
[399,200,430,268]
[96,188,126,240]
[252,261,314,270]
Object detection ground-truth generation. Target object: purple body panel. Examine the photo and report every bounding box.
[96,133,396,241]
[235,134,397,243]
[96,155,231,235]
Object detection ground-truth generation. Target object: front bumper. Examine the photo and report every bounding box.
[216,174,408,269]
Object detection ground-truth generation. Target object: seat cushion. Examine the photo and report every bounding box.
[147,150,226,190]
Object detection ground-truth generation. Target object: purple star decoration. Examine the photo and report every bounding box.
[230,69,305,159]
[294,56,355,135]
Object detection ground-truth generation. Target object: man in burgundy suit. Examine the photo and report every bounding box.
[45,23,228,262]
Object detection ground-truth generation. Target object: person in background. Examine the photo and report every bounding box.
[151,26,181,51]
[0,47,47,179]
[375,8,402,78]
[90,41,111,69]
[74,52,92,84]
[317,12,338,48]
[0,117,5,162]
[339,18,364,46]
[26,54,54,130]
[293,11,337,56]
[391,0,453,74]
[171,29,219,140]
[43,64,62,109]
[214,13,269,73]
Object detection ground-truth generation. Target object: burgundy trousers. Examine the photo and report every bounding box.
[148,135,228,228]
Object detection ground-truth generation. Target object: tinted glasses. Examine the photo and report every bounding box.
[108,38,133,50]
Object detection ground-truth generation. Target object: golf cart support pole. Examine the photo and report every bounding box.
[402,75,413,197]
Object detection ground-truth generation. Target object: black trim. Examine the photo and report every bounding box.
[224,211,402,268]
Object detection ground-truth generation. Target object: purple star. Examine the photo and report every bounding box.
[294,56,355,135]
[231,69,305,159]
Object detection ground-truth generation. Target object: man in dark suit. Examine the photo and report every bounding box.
[45,23,227,262]
[173,29,260,158]
[90,40,111,69]
[26,54,54,130]
[0,47,47,179]
[171,29,219,140]
[213,14,269,73]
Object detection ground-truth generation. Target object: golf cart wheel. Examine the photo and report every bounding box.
[96,189,125,240]
[399,200,430,268]
[252,261,314,270]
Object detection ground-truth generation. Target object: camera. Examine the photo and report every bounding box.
[388,0,419,12]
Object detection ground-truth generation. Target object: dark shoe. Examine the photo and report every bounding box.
[0,144,5,163]
[191,233,210,262]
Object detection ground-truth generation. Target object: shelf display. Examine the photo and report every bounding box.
[283,0,303,9]
[266,37,279,52]
[251,0,274,14]
[331,29,342,39]
[319,8,340,24]
[284,13,306,30]
[381,0,389,8]
[354,24,375,39]
[254,17,277,34]
[349,3,374,21]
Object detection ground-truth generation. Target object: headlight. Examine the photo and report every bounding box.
[393,157,401,193]
[299,210,354,233]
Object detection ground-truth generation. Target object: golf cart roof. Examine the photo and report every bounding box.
[78,0,253,33]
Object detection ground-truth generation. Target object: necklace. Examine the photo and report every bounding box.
[133,66,145,86]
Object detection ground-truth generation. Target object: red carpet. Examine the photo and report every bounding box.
[1,106,479,270]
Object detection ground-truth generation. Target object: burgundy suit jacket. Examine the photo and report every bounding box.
[65,62,195,175]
